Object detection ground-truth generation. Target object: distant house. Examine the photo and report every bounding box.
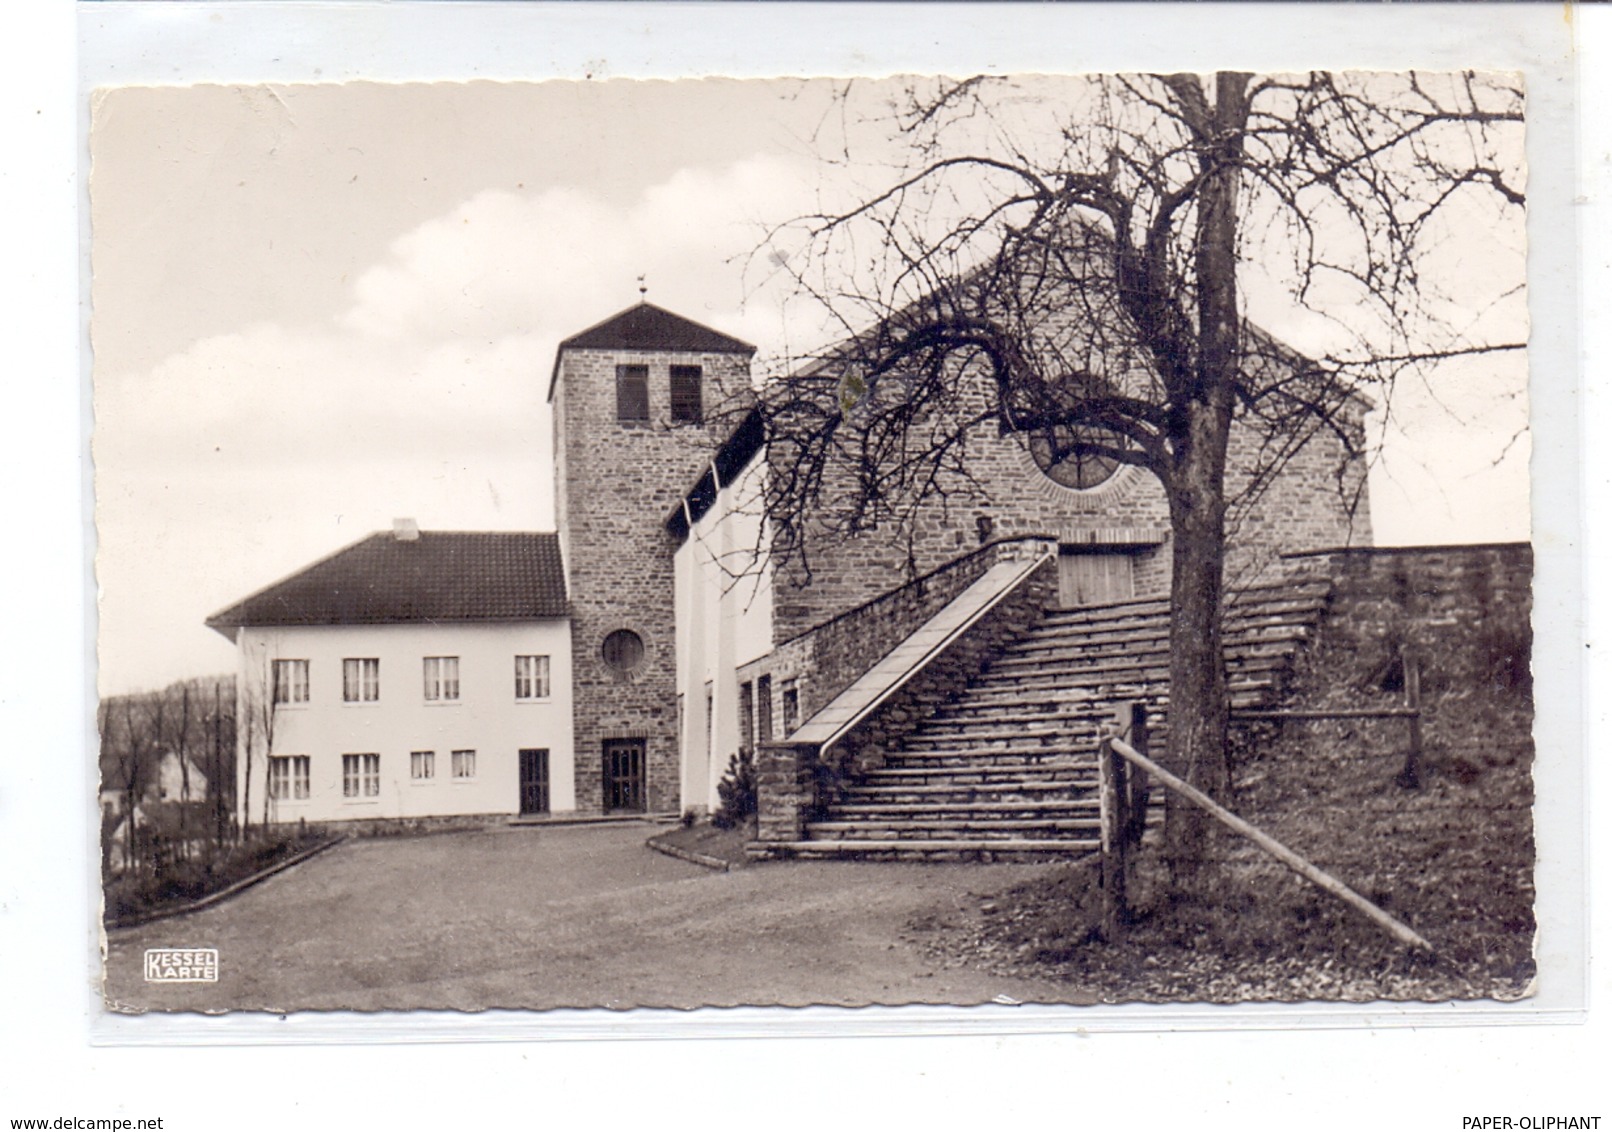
[206,526,574,825]
[100,749,212,867]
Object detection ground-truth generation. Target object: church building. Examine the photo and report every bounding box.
[212,297,1370,833]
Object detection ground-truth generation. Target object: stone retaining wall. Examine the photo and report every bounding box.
[740,536,1055,743]
[1272,543,1534,772]
[752,542,1057,852]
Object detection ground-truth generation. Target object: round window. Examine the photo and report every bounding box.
[601,629,645,672]
[1029,427,1123,491]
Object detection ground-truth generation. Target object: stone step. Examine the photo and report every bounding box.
[949,676,1275,710]
[769,839,1099,862]
[896,728,1096,754]
[1017,606,1325,651]
[840,782,1082,805]
[1003,633,1313,670]
[806,817,1101,839]
[918,694,1146,717]
[827,798,1098,816]
[855,764,1093,783]
[1035,582,1330,630]
[883,749,1101,770]
[985,649,1295,680]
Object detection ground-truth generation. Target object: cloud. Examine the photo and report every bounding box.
[94,153,825,692]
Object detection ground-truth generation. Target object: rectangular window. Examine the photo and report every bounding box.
[756,675,773,743]
[268,755,310,801]
[272,659,310,705]
[781,678,800,736]
[410,750,435,781]
[423,656,460,702]
[452,749,477,781]
[704,683,714,758]
[342,753,380,798]
[514,654,551,700]
[343,658,380,703]
[616,364,649,422]
[669,364,703,424]
[738,680,755,752]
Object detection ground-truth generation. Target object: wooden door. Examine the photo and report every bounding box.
[519,748,550,815]
[1058,550,1136,608]
[602,739,647,813]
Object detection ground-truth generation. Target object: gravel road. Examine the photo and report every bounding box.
[103,822,1090,1012]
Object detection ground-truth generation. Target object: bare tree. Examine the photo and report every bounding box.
[237,643,282,838]
[753,72,1525,880]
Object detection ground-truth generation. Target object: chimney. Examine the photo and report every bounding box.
[392,517,420,542]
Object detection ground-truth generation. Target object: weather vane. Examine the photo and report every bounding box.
[637,274,648,299]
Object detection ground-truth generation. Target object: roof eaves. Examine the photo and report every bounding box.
[546,301,757,403]
[204,530,383,634]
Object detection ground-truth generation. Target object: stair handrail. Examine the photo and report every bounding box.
[1098,702,1433,952]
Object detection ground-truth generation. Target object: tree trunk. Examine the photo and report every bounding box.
[1160,72,1248,887]
[1162,434,1231,883]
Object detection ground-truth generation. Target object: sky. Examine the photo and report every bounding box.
[90,77,1531,696]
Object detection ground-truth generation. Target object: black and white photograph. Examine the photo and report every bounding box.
[88,68,1542,1015]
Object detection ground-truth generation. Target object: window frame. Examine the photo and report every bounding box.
[781,678,800,736]
[410,750,436,782]
[616,363,650,423]
[669,364,703,425]
[342,658,380,703]
[422,655,461,703]
[342,752,381,799]
[268,754,311,801]
[451,749,477,782]
[738,680,755,753]
[514,654,552,701]
[601,629,645,673]
[756,674,774,743]
[272,659,310,706]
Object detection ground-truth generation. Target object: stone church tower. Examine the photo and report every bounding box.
[548,302,754,814]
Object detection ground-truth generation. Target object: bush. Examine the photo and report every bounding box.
[103,826,322,924]
[712,748,758,830]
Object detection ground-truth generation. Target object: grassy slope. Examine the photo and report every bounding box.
[909,634,1535,1003]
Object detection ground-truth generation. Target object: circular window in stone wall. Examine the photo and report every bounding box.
[1029,426,1125,491]
[601,629,646,673]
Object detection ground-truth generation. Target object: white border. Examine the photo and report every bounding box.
[4,2,1589,1118]
[78,0,1586,1042]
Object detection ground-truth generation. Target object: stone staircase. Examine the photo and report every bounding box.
[783,576,1332,861]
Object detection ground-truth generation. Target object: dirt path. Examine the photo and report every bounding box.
[103,823,1091,1012]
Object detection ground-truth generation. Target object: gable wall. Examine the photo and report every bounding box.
[768,356,1371,644]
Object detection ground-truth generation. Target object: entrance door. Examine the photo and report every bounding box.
[519,748,550,815]
[1058,550,1136,608]
[602,739,647,813]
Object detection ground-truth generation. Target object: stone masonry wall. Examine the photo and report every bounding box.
[769,353,1370,644]
[1273,543,1532,767]
[753,547,1058,850]
[556,346,752,813]
[738,537,1053,743]
[820,555,1059,793]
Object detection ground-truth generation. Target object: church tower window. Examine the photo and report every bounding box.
[601,628,645,673]
[669,364,703,424]
[616,364,650,422]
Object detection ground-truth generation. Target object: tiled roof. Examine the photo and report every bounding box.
[559,301,755,355]
[206,531,567,633]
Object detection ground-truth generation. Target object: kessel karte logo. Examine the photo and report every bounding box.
[143,948,218,983]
